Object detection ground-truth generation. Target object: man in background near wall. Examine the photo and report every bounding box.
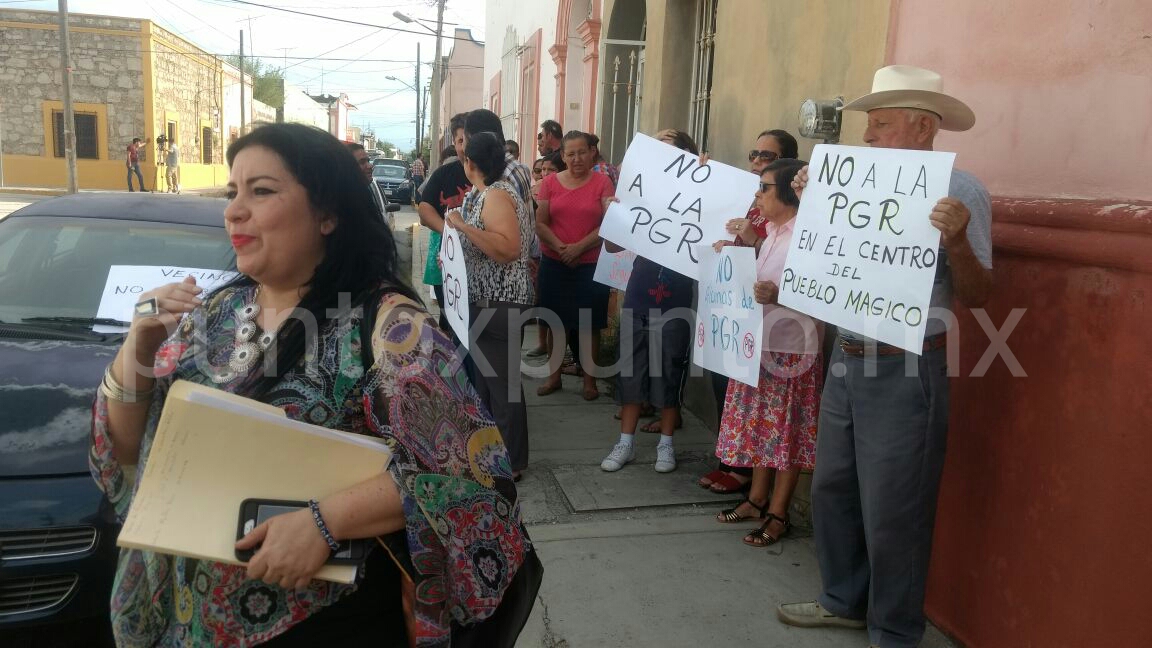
[126,138,146,192]
[778,65,993,648]
[537,119,563,157]
[346,142,393,230]
[165,137,181,194]
[505,139,520,160]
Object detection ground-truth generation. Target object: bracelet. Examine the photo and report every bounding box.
[308,499,340,552]
[100,366,155,403]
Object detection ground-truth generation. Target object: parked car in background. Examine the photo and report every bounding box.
[0,194,232,645]
[372,160,414,203]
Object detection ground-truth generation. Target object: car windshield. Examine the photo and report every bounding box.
[0,216,234,325]
[373,165,406,179]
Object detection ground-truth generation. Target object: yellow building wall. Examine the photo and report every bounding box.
[2,155,133,190]
[707,0,892,165]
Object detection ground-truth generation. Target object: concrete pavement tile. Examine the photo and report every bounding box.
[552,461,735,512]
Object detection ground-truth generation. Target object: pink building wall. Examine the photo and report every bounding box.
[884,0,1152,201]
[883,1,1152,646]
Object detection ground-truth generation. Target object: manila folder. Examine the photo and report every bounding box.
[117,379,393,584]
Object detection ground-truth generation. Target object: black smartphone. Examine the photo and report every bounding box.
[235,498,369,565]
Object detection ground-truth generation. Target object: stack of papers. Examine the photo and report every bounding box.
[118,381,393,583]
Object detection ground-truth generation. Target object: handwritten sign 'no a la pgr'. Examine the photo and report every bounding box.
[778,144,955,353]
[599,133,759,280]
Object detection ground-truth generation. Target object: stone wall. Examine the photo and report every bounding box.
[149,24,223,166]
[0,9,146,159]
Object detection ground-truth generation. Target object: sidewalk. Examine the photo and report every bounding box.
[511,333,957,648]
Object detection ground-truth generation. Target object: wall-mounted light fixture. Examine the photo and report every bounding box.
[798,97,843,143]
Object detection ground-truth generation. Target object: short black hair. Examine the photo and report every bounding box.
[758,129,799,160]
[540,120,563,140]
[344,142,366,153]
[561,130,593,149]
[465,109,505,141]
[449,112,469,137]
[464,132,507,186]
[439,145,456,163]
[762,158,807,208]
[546,150,566,172]
[505,139,520,157]
[132,137,142,144]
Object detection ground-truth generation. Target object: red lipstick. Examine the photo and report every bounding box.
[231,235,256,249]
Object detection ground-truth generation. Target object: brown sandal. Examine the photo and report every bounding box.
[716,498,769,524]
[743,513,791,547]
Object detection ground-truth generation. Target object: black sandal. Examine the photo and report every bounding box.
[716,498,769,524]
[743,513,791,547]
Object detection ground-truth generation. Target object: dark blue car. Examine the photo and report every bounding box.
[0,194,232,644]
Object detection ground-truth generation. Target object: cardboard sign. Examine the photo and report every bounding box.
[778,144,955,353]
[592,245,636,291]
[438,223,471,349]
[95,266,237,331]
[692,245,763,387]
[599,133,759,280]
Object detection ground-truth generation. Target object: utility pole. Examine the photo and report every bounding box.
[428,0,445,152]
[414,42,421,160]
[58,0,78,193]
[239,30,246,135]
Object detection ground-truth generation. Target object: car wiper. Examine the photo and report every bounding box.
[22,316,132,327]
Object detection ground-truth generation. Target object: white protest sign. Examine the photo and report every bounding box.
[95,266,238,331]
[692,245,763,387]
[592,245,636,291]
[438,223,470,349]
[599,133,759,280]
[778,144,955,353]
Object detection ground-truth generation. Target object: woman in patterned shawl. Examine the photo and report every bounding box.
[89,122,527,647]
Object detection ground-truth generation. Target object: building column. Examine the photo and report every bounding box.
[577,18,602,134]
[549,44,568,123]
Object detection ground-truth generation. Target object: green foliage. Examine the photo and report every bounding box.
[223,55,285,109]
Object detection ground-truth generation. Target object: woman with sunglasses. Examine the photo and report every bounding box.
[712,158,823,548]
[698,129,800,495]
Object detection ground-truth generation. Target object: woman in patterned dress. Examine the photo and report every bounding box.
[445,131,535,481]
[712,159,824,548]
[90,122,528,647]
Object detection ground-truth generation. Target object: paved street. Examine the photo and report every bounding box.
[0,192,43,220]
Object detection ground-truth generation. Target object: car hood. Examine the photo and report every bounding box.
[0,339,117,477]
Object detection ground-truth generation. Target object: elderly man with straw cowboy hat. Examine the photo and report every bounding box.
[777,65,993,647]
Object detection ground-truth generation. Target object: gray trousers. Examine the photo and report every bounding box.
[467,301,530,471]
[812,342,950,648]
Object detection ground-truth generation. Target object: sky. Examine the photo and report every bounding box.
[8,0,487,152]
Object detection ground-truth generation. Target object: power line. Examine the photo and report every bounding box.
[196,0,479,42]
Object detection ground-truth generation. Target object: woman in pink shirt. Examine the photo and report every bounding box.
[535,131,615,399]
[712,159,823,548]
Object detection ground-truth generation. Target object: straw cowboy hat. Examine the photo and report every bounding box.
[842,65,975,132]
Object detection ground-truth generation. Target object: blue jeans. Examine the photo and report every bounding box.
[127,163,145,191]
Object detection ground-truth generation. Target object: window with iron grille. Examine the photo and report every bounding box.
[52,111,98,159]
[201,126,213,164]
[688,0,718,152]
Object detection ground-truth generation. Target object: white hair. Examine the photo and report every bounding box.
[902,108,941,139]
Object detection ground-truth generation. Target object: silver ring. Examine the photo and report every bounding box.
[134,297,160,318]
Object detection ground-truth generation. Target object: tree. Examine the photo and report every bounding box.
[224,55,285,109]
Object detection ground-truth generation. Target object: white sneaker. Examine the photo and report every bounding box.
[654,444,677,473]
[600,442,635,472]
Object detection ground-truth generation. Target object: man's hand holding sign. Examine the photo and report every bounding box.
[778,144,956,352]
[599,133,760,279]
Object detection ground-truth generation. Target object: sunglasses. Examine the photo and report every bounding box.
[759,182,776,193]
[748,150,780,163]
